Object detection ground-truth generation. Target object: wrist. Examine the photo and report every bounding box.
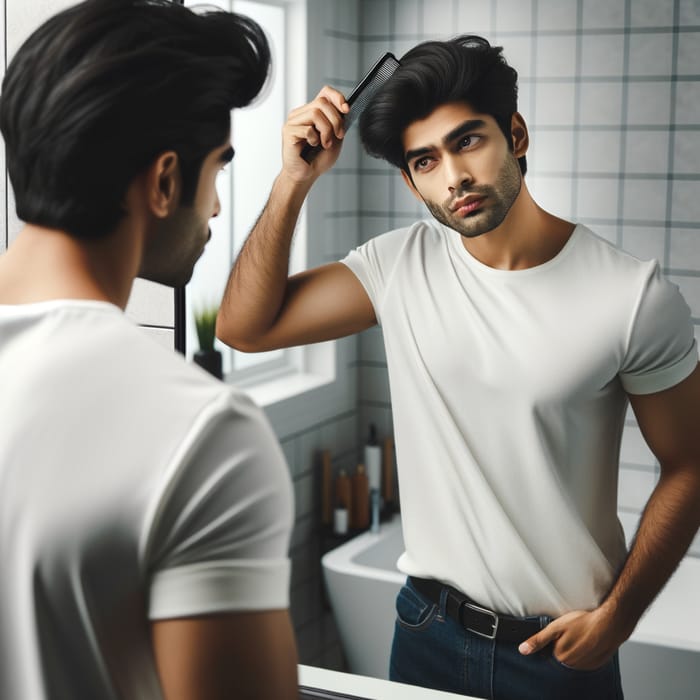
[595,597,638,646]
[275,169,314,201]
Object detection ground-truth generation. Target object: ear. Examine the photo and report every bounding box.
[400,168,424,203]
[146,151,181,218]
[511,112,529,158]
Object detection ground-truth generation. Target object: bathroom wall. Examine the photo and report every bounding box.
[352,0,700,560]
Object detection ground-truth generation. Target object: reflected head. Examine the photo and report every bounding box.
[0,0,270,239]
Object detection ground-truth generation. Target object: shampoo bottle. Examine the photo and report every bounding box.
[334,469,352,535]
[364,424,382,494]
[351,464,370,530]
[335,469,352,511]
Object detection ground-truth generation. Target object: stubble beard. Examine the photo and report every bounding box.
[424,153,523,239]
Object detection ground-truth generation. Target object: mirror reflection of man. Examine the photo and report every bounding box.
[0,1,298,698]
[217,36,700,699]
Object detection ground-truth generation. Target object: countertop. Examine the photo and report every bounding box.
[299,665,471,699]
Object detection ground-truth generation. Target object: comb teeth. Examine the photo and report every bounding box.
[301,52,400,163]
[343,53,400,131]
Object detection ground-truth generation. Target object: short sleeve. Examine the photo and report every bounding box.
[620,262,698,395]
[341,238,386,324]
[145,391,294,619]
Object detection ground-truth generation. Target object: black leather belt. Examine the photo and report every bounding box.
[409,576,544,643]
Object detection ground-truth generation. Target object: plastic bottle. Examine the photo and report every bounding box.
[320,450,333,526]
[334,469,352,535]
[364,424,382,493]
[335,469,352,512]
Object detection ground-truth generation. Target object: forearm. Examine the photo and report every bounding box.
[217,172,311,349]
[601,463,700,637]
[519,462,700,668]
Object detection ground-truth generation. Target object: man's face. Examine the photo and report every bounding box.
[401,102,523,239]
[139,140,234,287]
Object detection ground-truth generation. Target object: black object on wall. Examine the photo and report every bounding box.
[174,287,186,355]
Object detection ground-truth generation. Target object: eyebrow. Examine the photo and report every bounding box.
[219,146,235,164]
[404,118,487,164]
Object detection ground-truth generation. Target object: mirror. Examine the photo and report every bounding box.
[174,1,699,695]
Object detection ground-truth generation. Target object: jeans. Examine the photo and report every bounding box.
[389,578,624,700]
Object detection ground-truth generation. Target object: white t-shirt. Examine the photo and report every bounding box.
[342,221,697,618]
[0,300,294,699]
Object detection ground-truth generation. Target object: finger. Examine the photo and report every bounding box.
[285,124,322,149]
[519,621,559,656]
[287,100,346,146]
[316,84,350,114]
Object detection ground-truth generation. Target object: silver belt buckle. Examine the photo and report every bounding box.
[463,601,499,640]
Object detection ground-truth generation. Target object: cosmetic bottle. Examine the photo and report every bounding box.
[320,450,333,527]
[351,464,370,530]
[335,469,352,514]
[382,436,395,513]
[334,507,348,535]
[364,424,382,494]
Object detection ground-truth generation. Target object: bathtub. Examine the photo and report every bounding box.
[321,514,700,698]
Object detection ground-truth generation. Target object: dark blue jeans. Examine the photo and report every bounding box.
[389,579,624,700]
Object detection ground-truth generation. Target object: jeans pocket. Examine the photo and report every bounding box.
[395,584,438,631]
[548,650,614,675]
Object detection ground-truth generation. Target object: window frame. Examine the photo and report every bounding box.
[178,0,322,404]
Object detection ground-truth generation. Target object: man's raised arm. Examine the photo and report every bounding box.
[216,86,376,352]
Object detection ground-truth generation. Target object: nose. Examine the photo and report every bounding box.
[445,154,472,194]
[212,191,221,219]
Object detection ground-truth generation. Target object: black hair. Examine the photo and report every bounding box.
[0,0,270,239]
[359,35,526,176]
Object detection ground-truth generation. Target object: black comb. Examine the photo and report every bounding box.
[301,52,400,163]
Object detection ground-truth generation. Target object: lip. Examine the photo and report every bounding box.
[451,195,485,216]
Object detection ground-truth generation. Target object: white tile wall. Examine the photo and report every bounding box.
[580,0,626,30]
[533,83,577,125]
[422,0,454,37]
[624,130,670,174]
[626,81,673,127]
[534,35,577,77]
[536,0,578,32]
[577,130,622,173]
[622,226,667,263]
[670,229,700,270]
[674,131,700,175]
[577,176,621,220]
[622,179,670,223]
[578,82,624,126]
[581,35,625,77]
[630,1,675,27]
[628,32,674,77]
[455,0,493,35]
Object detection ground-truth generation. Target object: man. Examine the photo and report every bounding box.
[216,35,700,699]
[0,1,298,698]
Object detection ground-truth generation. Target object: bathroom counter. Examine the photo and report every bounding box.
[299,665,470,699]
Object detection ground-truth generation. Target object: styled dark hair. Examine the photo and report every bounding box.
[360,35,526,176]
[0,0,270,239]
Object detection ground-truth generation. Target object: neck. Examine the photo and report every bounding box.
[460,182,575,270]
[0,221,143,309]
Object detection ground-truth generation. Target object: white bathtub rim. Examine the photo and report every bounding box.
[323,517,700,654]
[322,521,406,585]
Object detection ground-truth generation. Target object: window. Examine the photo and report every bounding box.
[184,0,307,387]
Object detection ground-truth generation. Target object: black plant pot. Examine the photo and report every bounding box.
[193,349,223,380]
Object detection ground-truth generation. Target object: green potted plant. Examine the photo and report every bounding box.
[193,304,223,379]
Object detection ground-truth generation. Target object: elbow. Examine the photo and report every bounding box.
[215,316,265,354]
[215,316,247,352]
